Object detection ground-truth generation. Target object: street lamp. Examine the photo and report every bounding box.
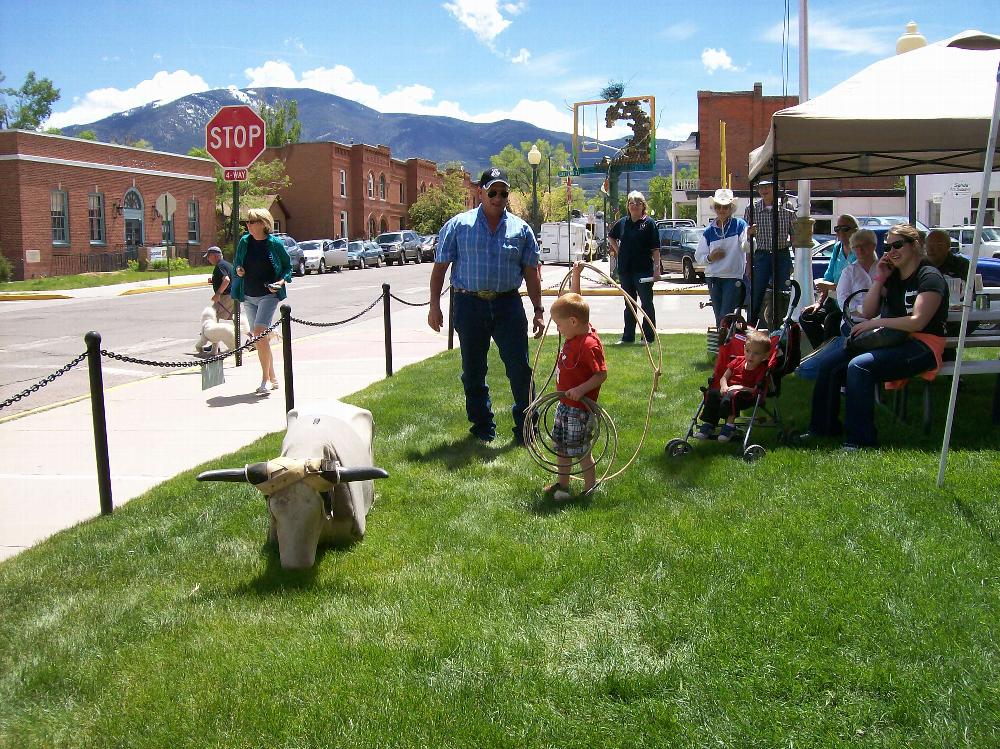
[527,144,542,232]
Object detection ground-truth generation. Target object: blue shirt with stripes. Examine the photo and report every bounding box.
[435,206,540,292]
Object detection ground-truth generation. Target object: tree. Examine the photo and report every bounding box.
[260,100,302,147]
[646,175,671,219]
[44,126,62,135]
[76,129,98,141]
[0,70,60,130]
[409,170,469,234]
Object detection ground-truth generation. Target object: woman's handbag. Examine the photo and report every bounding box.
[846,326,910,353]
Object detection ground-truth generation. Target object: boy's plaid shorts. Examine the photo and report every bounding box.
[553,402,594,457]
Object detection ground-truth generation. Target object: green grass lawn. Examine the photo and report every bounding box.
[2,268,207,291]
[2,335,999,747]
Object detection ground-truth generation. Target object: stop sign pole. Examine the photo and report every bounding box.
[205,105,267,367]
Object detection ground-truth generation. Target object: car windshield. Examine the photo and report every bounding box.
[377,233,402,243]
[298,241,321,251]
[681,230,701,244]
[348,241,364,252]
[981,227,1000,241]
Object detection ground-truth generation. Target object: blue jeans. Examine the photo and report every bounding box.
[809,338,937,446]
[453,293,534,439]
[750,250,793,326]
[706,277,744,327]
[619,271,656,342]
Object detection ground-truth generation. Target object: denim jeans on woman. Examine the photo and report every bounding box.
[808,338,937,447]
[706,277,744,327]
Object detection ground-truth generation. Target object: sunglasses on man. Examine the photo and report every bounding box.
[487,189,509,199]
[885,238,913,250]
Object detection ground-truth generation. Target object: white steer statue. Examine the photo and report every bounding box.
[197,403,388,569]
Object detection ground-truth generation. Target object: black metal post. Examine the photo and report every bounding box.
[382,283,393,377]
[448,285,455,350]
[85,332,113,515]
[280,304,294,414]
[907,174,918,226]
[232,180,242,367]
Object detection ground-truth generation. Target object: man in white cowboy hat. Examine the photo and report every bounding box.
[428,167,544,445]
[695,187,748,326]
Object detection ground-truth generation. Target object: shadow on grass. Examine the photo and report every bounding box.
[529,490,595,516]
[404,434,517,469]
[240,540,360,596]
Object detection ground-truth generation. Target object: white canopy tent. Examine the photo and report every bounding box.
[747,30,1000,485]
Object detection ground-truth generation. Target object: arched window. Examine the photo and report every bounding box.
[123,188,143,210]
[379,174,386,200]
[367,173,374,199]
[368,216,376,238]
[379,217,388,233]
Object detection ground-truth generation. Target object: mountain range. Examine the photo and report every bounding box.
[59,87,681,191]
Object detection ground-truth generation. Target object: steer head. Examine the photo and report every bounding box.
[197,406,387,569]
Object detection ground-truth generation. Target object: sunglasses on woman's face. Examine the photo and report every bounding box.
[885,238,912,250]
[246,219,262,225]
[834,225,855,232]
[487,189,509,199]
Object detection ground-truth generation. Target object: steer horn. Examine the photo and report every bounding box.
[196,461,388,486]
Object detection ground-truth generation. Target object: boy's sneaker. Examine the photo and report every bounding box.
[717,424,737,443]
[694,423,714,440]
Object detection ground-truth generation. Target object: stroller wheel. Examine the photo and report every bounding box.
[666,438,693,458]
[743,444,766,463]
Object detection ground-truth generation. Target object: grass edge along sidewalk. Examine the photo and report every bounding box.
[1,334,999,747]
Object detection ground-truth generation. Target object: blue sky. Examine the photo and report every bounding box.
[1,0,996,142]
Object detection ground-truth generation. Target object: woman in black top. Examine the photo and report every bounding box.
[804,224,948,449]
[608,191,660,344]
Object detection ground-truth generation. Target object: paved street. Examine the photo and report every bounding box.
[0,261,712,419]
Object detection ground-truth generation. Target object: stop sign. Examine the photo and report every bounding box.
[205,105,267,180]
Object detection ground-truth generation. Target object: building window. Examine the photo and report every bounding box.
[420,182,426,194]
[398,217,405,230]
[971,195,998,226]
[187,200,200,243]
[368,173,374,199]
[51,189,69,245]
[88,193,106,244]
[340,169,347,197]
[399,183,404,203]
[368,216,376,238]
[340,211,349,238]
[273,218,282,232]
[379,174,386,200]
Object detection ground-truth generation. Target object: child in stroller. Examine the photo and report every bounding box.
[694,328,771,442]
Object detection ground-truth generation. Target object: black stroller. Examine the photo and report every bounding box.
[667,281,802,462]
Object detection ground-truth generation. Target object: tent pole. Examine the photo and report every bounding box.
[770,150,780,331]
[938,59,1000,487]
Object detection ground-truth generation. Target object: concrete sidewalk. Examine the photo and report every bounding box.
[0,312,450,562]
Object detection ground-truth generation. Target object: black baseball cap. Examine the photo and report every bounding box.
[203,246,222,258]
[479,168,510,190]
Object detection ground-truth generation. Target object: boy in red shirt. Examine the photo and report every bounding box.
[546,263,608,500]
[695,329,771,442]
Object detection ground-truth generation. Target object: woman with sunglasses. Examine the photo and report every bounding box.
[799,214,859,348]
[802,224,949,450]
[608,190,660,344]
[231,208,292,396]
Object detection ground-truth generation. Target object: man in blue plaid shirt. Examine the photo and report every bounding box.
[429,168,544,444]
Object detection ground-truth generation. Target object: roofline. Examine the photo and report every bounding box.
[2,128,212,162]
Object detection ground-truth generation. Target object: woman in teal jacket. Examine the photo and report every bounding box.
[231,208,292,395]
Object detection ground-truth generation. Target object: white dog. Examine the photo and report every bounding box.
[195,305,248,355]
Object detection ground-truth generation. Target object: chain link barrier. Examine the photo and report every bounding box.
[99,320,281,369]
[289,292,383,327]
[0,352,88,412]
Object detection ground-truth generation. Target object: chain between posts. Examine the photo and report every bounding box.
[100,321,280,369]
[289,292,383,327]
[0,352,88,411]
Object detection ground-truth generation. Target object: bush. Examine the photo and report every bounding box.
[0,253,12,283]
[148,257,190,271]
[126,259,139,272]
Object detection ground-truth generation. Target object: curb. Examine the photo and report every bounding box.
[0,293,73,301]
[120,280,209,296]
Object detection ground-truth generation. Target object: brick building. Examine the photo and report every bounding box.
[260,140,476,241]
[0,130,217,280]
[668,83,902,231]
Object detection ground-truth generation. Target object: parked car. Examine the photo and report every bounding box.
[273,233,305,276]
[938,226,1000,259]
[346,240,368,269]
[656,218,697,229]
[298,239,347,273]
[856,216,931,232]
[361,240,385,268]
[377,230,423,265]
[419,234,438,262]
[657,226,705,282]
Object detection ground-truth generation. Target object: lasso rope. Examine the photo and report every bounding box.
[523,263,663,488]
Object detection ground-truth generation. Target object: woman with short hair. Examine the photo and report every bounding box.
[231,208,292,396]
[802,224,949,450]
[694,188,748,327]
[608,190,660,344]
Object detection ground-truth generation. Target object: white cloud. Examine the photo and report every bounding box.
[701,47,741,74]
[657,121,697,142]
[45,70,211,128]
[468,98,573,133]
[661,21,697,41]
[443,0,531,62]
[761,13,894,56]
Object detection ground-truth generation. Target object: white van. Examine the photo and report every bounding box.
[939,226,1000,259]
[538,222,597,264]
